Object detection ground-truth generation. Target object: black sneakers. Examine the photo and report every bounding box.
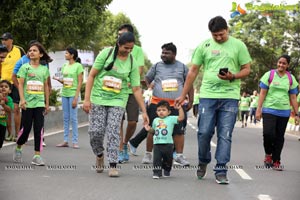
[215,173,229,184]
[196,164,207,179]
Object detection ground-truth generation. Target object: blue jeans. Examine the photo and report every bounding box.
[62,96,78,144]
[197,98,238,175]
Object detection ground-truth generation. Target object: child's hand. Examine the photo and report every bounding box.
[144,124,151,131]
[295,115,299,125]
[20,100,27,110]
[174,103,182,110]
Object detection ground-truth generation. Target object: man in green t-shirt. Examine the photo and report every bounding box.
[176,16,252,184]
[239,92,251,128]
[116,24,145,163]
[250,90,259,124]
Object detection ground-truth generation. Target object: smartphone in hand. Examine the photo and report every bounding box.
[219,68,228,75]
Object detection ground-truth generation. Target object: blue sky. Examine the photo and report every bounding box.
[108,0,299,64]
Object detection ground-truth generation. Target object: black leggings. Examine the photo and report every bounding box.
[17,107,45,152]
[262,113,289,162]
[0,125,6,148]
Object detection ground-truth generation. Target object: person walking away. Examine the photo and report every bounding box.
[249,90,259,124]
[239,91,251,128]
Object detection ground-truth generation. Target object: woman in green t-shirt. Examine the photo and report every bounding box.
[54,47,84,149]
[256,54,299,171]
[13,42,51,166]
[83,32,149,177]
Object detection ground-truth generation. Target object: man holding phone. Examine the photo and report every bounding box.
[176,16,251,184]
[219,68,228,75]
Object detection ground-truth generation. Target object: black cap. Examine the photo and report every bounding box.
[0,32,13,40]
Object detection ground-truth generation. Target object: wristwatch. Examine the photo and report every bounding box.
[230,74,235,82]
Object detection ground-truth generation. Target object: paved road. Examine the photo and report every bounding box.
[1,113,300,200]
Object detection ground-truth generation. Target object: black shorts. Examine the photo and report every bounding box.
[122,94,139,122]
[9,85,20,104]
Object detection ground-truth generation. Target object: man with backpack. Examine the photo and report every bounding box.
[129,42,193,166]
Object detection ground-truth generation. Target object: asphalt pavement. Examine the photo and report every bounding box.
[0,113,300,200]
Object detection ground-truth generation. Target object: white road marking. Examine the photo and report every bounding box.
[2,123,89,147]
[235,168,252,180]
[257,194,272,200]
[210,141,216,147]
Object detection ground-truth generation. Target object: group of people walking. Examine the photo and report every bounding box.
[1,15,299,184]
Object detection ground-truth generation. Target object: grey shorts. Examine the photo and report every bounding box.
[123,94,139,122]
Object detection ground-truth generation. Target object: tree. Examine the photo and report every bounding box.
[0,0,112,50]
[88,12,143,55]
[228,3,300,93]
[89,11,153,75]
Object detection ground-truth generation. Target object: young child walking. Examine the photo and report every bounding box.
[13,42,51,166]
[145,100,184,179]
[0,80,14,149]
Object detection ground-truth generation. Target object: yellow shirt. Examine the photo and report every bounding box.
[1,45,24,83]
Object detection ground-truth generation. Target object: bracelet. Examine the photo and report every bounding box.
[230,74,235,82]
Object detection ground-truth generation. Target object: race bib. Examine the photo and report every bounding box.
[240,102,249,107]
[26,80,44,94]
[63,78,73,88]
[102,76,122,93]
[162,79,178,92]
[0,106,5,119]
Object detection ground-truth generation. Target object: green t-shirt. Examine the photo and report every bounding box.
[260,71,298,110]
[61,62,84,97]
[91,47,140,108]
[17,63,50,108]
[239,96,251,111]
[192,36,252,100]
[152,116,178,144]
[125,45,144,94]
[0,96,14,126]
[250,95,259,108]
[193,92,201,105]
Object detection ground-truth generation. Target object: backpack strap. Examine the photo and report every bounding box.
[104,47,114,64]
[268,69,275,85]
[286,71,293,86]
[268,69,293,87]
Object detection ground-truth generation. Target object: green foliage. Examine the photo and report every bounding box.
[81,82,86,101]
[91,11,152,77]
[0,0,112,50]
[49,88,61,106]
[229,7,300,93]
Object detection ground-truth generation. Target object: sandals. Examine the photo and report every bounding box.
[56,142,69,147]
